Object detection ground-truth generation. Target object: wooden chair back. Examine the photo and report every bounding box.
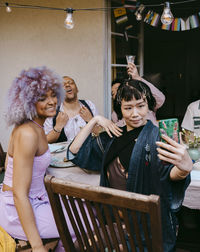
[45,175,163,252]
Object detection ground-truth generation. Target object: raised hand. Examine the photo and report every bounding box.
[69,115,122,154]
[95,115,122,138]
[79,106,93,122]
[55,111,69,130]
[156,134,193,173]
[127,62,141,81]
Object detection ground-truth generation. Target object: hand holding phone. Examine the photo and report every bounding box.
[158,118,179,143]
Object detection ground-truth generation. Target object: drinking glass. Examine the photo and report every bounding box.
[126,55,136,80]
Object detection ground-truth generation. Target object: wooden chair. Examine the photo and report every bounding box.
[44,175,163,252]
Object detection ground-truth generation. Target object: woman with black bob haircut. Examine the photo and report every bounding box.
[113,79,156,121]
[67,79,192,251]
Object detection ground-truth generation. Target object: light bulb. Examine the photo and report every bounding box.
[161,2,173,25]
[5,3,12,13]
[135,4,144,22]
[136,12,142,21]
[64,8,74,29]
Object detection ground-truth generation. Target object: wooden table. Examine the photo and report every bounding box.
[46,166,100,186]
[46,143,100,186]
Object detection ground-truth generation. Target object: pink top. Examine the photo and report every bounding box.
[3,149,51,198]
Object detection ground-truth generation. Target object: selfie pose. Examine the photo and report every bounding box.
[68,79,192,251]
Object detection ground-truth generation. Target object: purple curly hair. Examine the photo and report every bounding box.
[6,66,64,126]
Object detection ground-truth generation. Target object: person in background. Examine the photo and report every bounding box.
[44,76,99,143]
[181,99,200,135]
[67,79,192,251]
[111,79,125,127]
[0,66,75,252]
[111,63,165,127]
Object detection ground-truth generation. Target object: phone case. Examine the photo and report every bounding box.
[158,118,179,143]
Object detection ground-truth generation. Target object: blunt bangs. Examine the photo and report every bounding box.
[6,66,64,126]
[120,84,143,102]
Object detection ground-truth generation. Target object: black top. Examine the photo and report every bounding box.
[104,125,144,171]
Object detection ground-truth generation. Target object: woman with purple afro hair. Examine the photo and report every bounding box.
[6,66,64,126]
[0,66,73,251]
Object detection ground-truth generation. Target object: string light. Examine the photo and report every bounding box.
[64,8,74,29]
[0,1,198,11]
[135,4,145,21]
[0,1,199,28]
[161,2,174,25]
[5,2,11,12]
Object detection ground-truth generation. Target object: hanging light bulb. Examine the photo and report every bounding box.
[136,12,142,21]
[161,2,173,25]
[135,4,145,21]
[5,2,12,13]
[64,8,74,29]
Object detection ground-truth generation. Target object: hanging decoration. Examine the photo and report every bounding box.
[171,18,181,31]
[181,18,190,30]
[113,7,128,25]
[0,0,199,32]
[150,13,160,27]
[144,10,154,25]
[114,0,200,32]
[138,0,200,32]
[190,15,200,28]
[144,10,200,31]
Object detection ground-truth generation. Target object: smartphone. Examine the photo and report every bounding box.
[158,118,179,143]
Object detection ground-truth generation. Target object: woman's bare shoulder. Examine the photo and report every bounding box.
[8,123,38,156]
[13,123,38,143]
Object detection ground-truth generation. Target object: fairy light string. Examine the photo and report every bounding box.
[0,1,199,12]
[0,1,200,31]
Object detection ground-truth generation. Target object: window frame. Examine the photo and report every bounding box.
[104,0,144,118]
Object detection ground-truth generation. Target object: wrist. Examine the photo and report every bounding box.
[94,115,104,126]
[135,76,143,81]
[85,116,93,123]
[31,241,44,250]
[90,116,98,124]
[170,166,190,180]
[176,168,190,178]
[53,127,62,133]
